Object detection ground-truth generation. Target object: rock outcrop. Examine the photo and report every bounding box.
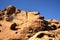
[0,5,60,40]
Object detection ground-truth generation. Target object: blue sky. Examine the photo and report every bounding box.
[0,0,60,21]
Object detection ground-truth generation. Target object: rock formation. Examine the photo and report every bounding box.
[0,5,60,40]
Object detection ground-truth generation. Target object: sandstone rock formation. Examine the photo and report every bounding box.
[0,5,60,40]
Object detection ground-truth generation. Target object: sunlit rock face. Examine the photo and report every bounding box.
[0,5,60,40]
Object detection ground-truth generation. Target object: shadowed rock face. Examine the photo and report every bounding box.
[0,5,60,40]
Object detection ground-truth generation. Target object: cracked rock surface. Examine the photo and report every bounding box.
[0,5,60,40]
